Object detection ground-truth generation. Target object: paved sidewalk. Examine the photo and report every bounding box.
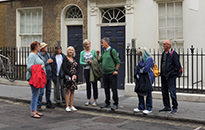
[0,83,204,124]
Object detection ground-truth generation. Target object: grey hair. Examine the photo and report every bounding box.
[67,46,76,57]
[82,39,90,50]
[102,37,110,44]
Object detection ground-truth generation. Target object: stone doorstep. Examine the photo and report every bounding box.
[0,78,204,102]
[125,83,205,103]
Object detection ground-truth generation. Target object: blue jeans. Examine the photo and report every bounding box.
[37,79,52,107]
[137,91,152,111]
[30,85,40,111]
[161,76,178,109]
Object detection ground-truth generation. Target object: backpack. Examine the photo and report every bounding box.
[170,49,183,77]
[110,48,120,65]
[152,63,160,77]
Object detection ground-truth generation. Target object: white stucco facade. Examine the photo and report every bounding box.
[87,0,205,91]
[87,0,205,50]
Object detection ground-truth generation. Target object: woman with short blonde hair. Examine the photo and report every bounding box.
[62,46,78,112]
[80,39,98,106]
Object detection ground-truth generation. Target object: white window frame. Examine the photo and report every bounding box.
[16,7,43,65]
[16,7,43,48]
[158,2,183,44]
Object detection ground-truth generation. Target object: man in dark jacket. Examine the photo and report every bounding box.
[51,46,66,106]
[159,40,181,114]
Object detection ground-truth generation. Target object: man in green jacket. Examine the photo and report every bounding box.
[97,37,120,110]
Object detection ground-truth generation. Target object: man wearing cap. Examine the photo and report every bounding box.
[51,45,66,106]
[37,42,55,110]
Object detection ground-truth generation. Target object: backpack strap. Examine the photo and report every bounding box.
[170,49,174,59]
[110,48,117,65]
[92,50,97,59]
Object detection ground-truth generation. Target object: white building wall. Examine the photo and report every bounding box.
[134,0,158,49]
[183,0,205,49]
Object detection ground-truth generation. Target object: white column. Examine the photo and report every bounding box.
[88,0,99,50]
[125,0,135,84]
[125,0,135,48]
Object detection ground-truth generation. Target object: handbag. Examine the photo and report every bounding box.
[152,63,159,77]
[134,73,152,96]
[64,74,72,84]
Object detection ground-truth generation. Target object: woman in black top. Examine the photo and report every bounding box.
[62,46,78,112]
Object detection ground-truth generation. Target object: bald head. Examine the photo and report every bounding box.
[163,40,171,52]
[164,40,171,45]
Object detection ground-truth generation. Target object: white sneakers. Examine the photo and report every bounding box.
[142,110,152,115]
[65,106,78,112]
[133,108,141,113]
[65,107,71,112]
[133,108,152,114]
[70,106,77,111]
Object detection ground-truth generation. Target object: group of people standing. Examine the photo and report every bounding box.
[26,41,78,118]
[26,38,181,119]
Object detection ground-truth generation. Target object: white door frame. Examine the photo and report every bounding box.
[60,4,83,54]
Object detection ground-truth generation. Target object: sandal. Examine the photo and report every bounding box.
[31,113,41,119]
[36,112,43,116]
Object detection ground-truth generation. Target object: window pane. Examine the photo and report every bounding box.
[101,7,125,23]
[159,28,166,40]
[21,35,42,47]
[20,12,25,33]
[20,8,42,34]
[19,8,42,47]
[167,3,174,27]
[158,2,183,40]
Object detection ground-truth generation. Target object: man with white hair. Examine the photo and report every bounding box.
[159,40,181,114]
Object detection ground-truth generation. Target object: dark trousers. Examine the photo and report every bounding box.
[84,69,98,100]
[103,74,118,105]
[54,76,65,103]
[38,79,52,107]
[161,76,178,109]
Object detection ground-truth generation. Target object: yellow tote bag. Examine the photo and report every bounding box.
[153,63,160,77]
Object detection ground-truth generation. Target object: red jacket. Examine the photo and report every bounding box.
[29,64,47,88]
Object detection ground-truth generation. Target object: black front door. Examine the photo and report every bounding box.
[101,26,125,89]
[67,25,83,83]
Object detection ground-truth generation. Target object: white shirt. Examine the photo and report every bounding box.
[56,54,63,76]
[84,51,93,69]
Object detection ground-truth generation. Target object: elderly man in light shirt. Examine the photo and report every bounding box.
[51,45,66,106]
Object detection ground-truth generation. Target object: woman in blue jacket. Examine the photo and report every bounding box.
[134,48,154,115]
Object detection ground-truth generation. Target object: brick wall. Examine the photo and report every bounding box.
[0,3,7,47]
[3,0,87,47]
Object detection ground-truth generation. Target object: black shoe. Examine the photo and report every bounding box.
[37,106,42,111]
[46,104,55,109]
[170,109,177,114]
[159,108,171,112]
[111,105,118,111]
[55,103,61,107]
[100,104,110,109]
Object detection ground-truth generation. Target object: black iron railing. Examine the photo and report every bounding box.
[0,47,55,81]
[126,46,205,94]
